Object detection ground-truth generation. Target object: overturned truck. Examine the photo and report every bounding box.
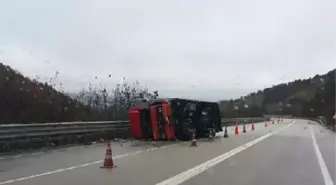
[128,98,222,141]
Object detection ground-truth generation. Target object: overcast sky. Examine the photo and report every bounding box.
[0,0,335,101]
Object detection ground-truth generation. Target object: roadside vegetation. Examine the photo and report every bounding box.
[0,63,334,129]
[0,63,158,124]
[219,69,335,129]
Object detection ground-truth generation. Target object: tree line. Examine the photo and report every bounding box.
[0,63,158,124]
[1,62,334,128]
[219,69,335,129]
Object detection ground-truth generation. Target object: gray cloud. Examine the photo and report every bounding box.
[0,0,335,101]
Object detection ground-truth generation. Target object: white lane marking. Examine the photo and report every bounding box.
[12,155,23,158]
[0,144,104,160]
[0,155,24,160]
[31,152,44,156]
[156,121,295,185]
[310,126,334,185]
[0,143,178,185]
[65,146,87,151]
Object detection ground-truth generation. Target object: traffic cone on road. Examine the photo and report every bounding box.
[251,123,255,131]
[224,126,228,138]
[100,141,115,168]
[190,133,197,147]
[264,121,268,127]
[243,124,246,133]
[234,124,239,135]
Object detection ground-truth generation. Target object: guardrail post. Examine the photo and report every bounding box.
[27,138,32,151]
[83,133,88,145]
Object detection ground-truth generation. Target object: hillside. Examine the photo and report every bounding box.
[219,69,335,127]
[0,63,91,124]
[0,63,158,124]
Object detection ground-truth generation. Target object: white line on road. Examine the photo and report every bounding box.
[0,152,47,160]
[0,144,104,160]
[310,126,334,185]
[0,155,23,160]
[0,143,178,185]
[156,121,295,185]
[31,152,44,156]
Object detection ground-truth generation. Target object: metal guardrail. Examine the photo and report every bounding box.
[0,117,272,153]
[221,117,270,126]
[0,118,270,141]
[0,121,131,153]
[0,121,130,141]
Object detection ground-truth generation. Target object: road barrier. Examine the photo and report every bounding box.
[0,121,129,140]
[0,121,130,153]
[0,117,270,153]
[221,117,270,126]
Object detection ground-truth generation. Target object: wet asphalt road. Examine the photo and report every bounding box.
[0,119,334,185]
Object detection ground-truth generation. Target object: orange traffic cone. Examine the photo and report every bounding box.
[101,141,115,168]
[234,124,239,135]
[264,121,268,127]
[251,123,255,131]
[190,133,197,147]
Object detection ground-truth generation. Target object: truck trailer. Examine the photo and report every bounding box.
[128,98,222,141]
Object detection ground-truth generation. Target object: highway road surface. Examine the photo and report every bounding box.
[0,119,335,185]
